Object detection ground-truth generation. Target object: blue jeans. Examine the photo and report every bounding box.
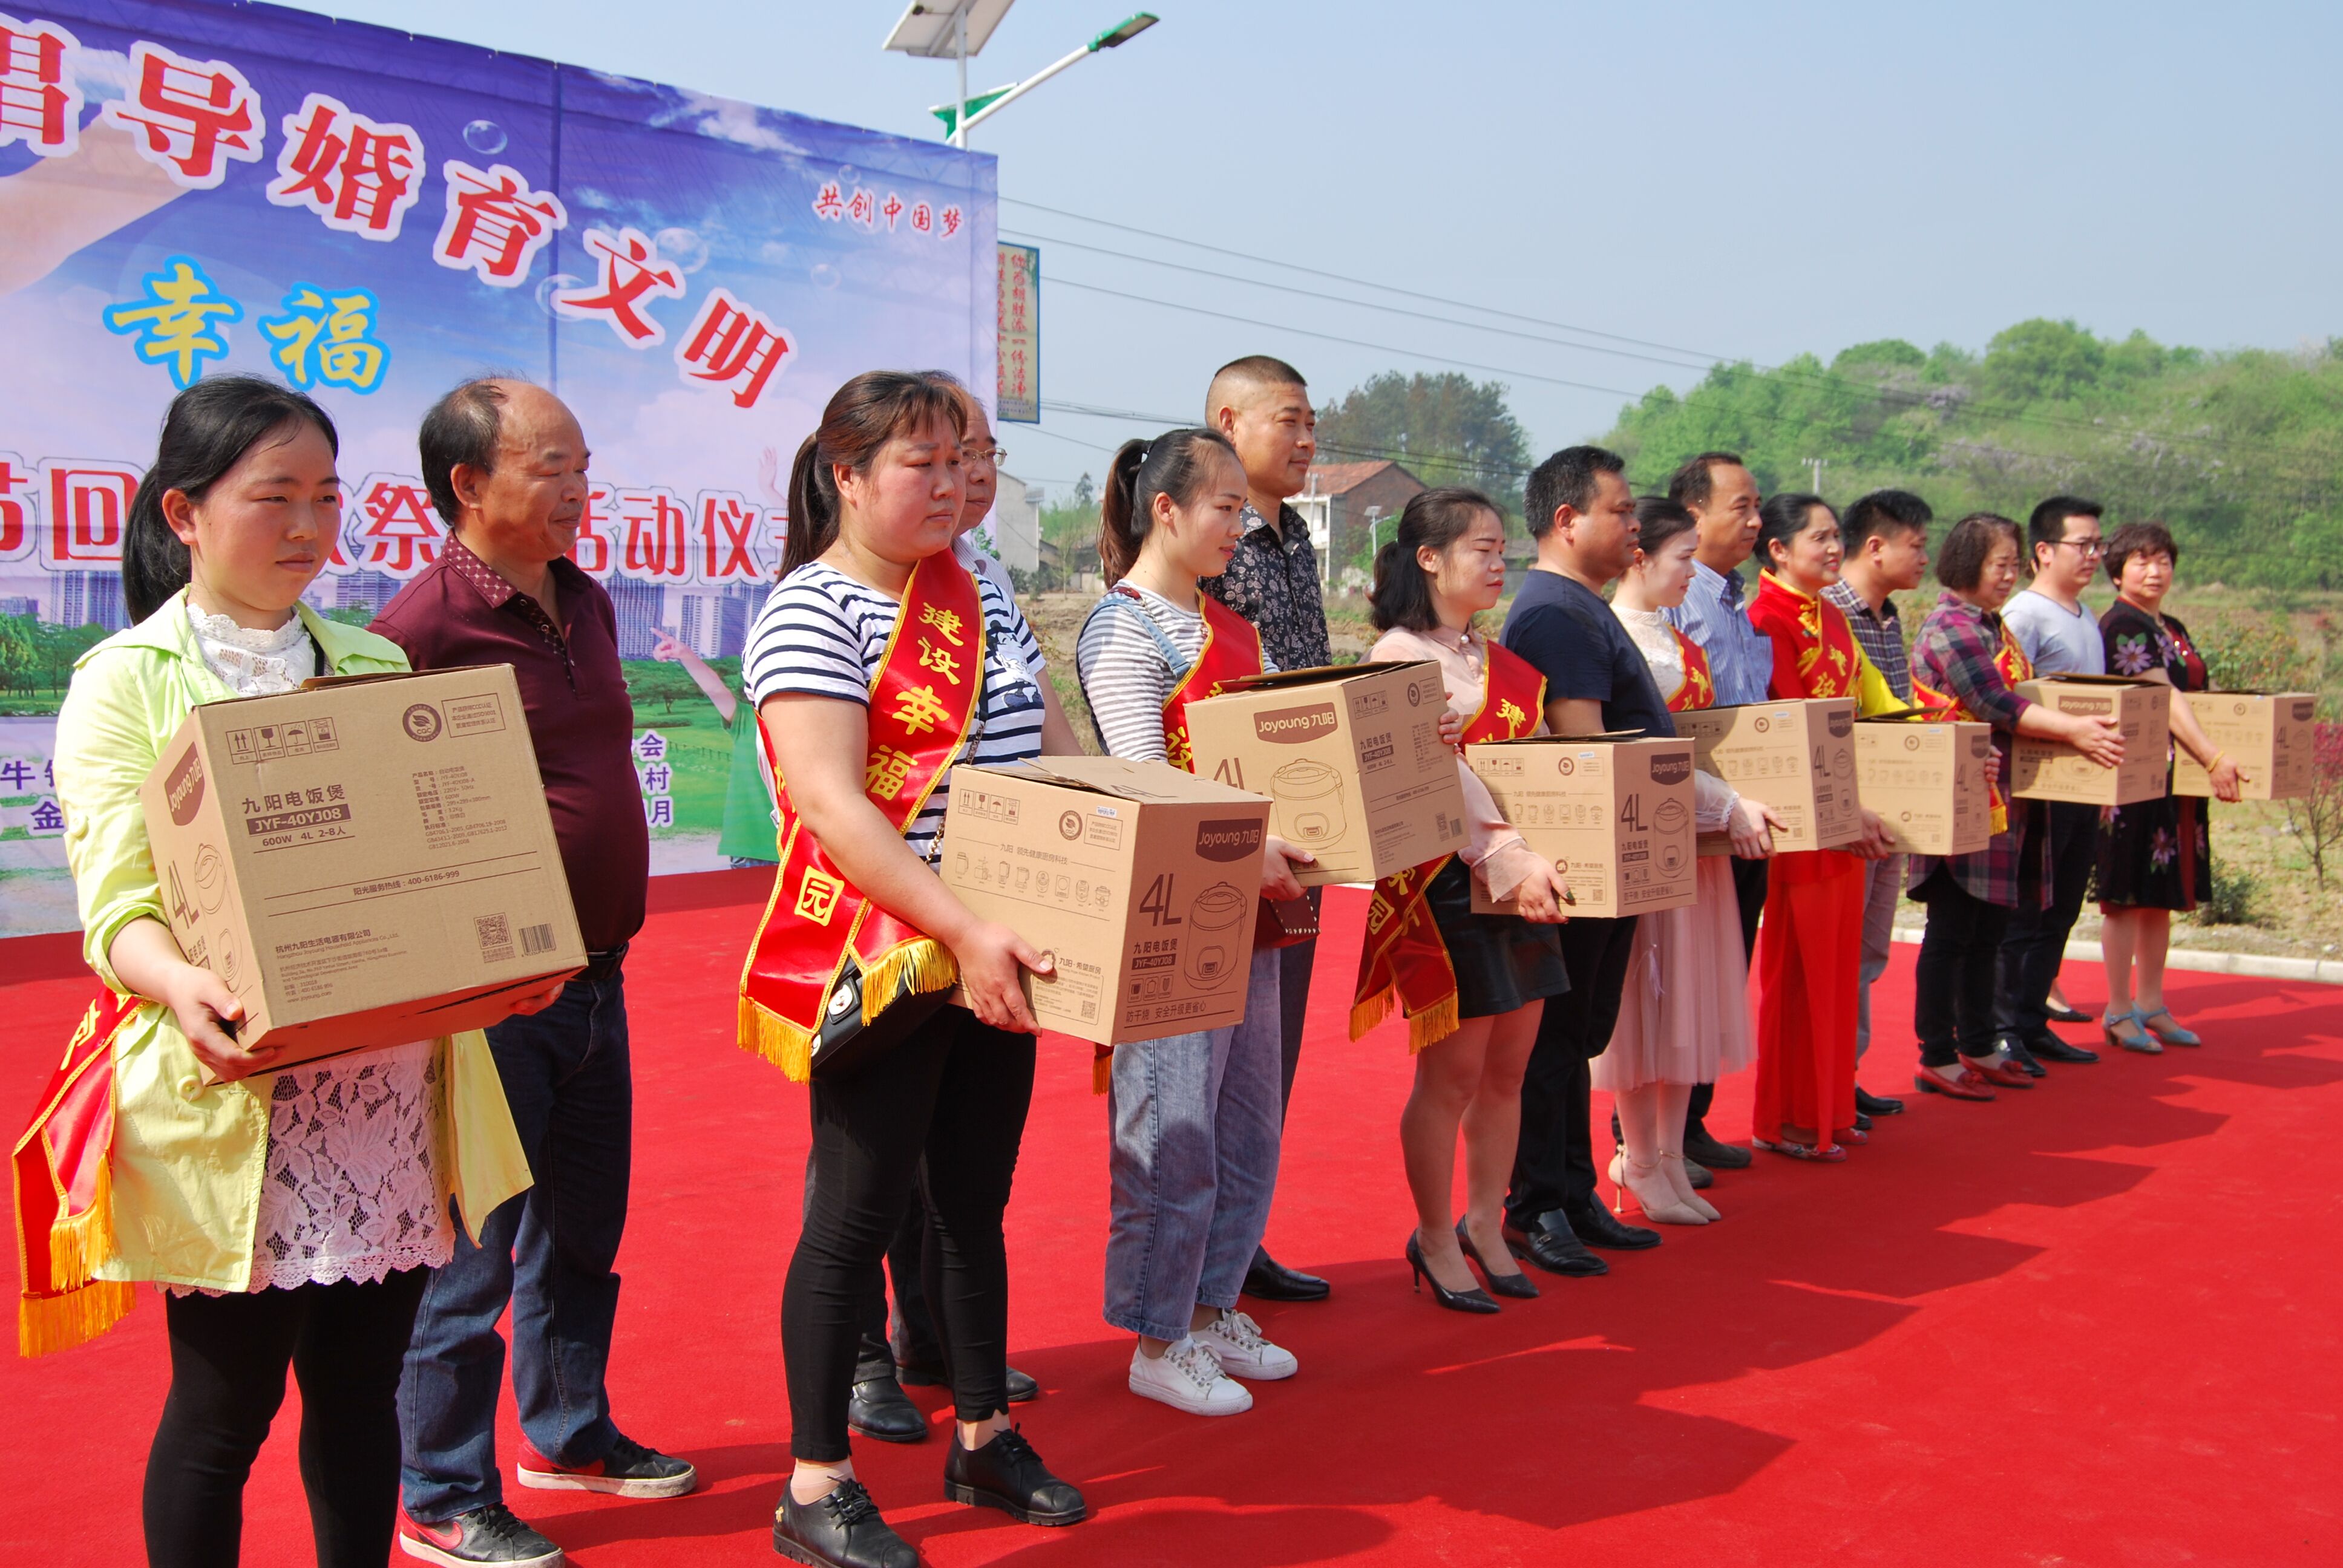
[398,959,634,1523]
[1104,949,1282,1342]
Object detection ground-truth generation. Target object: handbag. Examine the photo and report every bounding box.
[811,950,952,1080]
[1254,893,1319,952]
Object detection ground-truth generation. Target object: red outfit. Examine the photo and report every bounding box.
[1746,573,1866,1149]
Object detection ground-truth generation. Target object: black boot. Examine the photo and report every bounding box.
[943,1426,1086,1526]
[773,1479,916,1568]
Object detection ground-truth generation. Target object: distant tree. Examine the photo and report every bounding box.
[1316,371,1534,514]
[1071,471,1095,509]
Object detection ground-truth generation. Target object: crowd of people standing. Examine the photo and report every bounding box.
[24,352,2246,1568]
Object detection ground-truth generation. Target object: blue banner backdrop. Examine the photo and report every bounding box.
[0,0,999,932]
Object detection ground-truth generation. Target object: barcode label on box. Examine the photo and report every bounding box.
[475,913,513,962]
[520,923,556,956]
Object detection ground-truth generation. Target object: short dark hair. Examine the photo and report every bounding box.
[124,376,339,624]
[1368,487,1504,632]
[2027,494,2102,553]
[1936,512,2022,592]
[1524,445,1625,538]
[419,378,514,526]
[1842,488,1933,551]
[1632,495,1698,558]
[1666,451,1746,509]
[2103,520,2180,585]
[1212,353,1306,390]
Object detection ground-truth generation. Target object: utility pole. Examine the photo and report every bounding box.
[1805,457,1826,495]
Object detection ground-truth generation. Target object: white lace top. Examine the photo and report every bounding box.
[1611,604,1743,834]
[182,602,454,1293]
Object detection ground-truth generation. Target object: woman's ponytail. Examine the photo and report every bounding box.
[1367,486,1502,633]
[781,433,835,578]
[1097,438,1152,585]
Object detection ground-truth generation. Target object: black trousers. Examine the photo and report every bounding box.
[784,1005,1035,1462]
[1508,914,1639,1224]
[1995,800,2098,1038]
[1274,887,1325,1117]
[801,1154,943,1379]
[145,1269,429,1568]
[1913,869,2013,1067]
[1685,856,1769,1137]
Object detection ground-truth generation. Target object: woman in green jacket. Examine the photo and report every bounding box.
[43,377,535,1567]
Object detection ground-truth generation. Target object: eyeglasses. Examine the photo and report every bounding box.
[967,446,1007,468]
[2051,537,2106,556]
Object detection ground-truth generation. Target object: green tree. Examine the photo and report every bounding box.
[1316,371,1535,514]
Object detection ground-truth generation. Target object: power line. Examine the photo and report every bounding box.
[1004,195,2342,469]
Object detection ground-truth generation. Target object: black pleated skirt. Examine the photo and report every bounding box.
[1423,856,1572,1019]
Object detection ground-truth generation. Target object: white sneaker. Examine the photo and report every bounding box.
[1129,1336,1253,1416]
[1190,1308,1299,1381]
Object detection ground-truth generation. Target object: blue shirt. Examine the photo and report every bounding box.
[1664,560,1774,707]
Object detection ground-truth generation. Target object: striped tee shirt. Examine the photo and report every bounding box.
[742,561,1047,863]
[1075,583,1277,765]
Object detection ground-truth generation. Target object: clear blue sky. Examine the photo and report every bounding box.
[282,0,2343,494]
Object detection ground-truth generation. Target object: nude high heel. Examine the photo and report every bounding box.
[1658,1152,1720,1221]
[1609,1151,1706,1225]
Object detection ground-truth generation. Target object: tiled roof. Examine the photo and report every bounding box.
[1303,460,1424,497]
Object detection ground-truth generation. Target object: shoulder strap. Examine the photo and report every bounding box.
[1086,587,1189,673]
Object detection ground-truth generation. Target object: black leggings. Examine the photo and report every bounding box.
[1912,869,2014,1068]
[145,1269,428,1568]
[784,1005,1036,1462]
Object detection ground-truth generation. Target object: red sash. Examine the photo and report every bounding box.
[737,553,985,1080]
[13,990,140,1356]
[1350,638,1546,1053]
[1913,616,2033,836]
[1753,570,1859,700]
[1668,626,1715,713]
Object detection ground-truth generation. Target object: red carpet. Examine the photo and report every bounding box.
[5,883,2339,1565]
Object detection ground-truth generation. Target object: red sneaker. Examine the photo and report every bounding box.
[516,1436,696,1499]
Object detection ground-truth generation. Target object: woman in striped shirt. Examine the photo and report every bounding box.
[1075,429,1314,1419]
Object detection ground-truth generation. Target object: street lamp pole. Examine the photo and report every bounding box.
[886,2,1158,148]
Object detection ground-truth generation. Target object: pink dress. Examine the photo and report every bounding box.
[1591,606,1754,1092]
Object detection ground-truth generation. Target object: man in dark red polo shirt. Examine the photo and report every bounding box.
[376,379,692,1568]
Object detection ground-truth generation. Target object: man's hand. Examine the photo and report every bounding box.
[506,976,569,1017]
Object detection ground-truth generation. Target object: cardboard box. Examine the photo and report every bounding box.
[2010,675,2171,806]
[1673,697,1863,854]
[141,667,586,1079]
[1464,734,1699,916]
[1854,714,1994,857]
[2174,691,2318,800]
[1183,661,1469,886]
[937,757,1273,1046]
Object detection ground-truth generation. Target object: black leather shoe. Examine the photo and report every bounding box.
[774,1478,917,1568]
[2027,1030,2099,1065]
[1564,1203,1662,1251]
[1998,1034,2049,1077]
[943,1426,1085,1526]
[847,1369,926,1445]
[897,1357,1038,1403]
[1242,1247,1331,1302]
[1853,1111,1873,1132]
[1682,1126,1753,1171]
[1683,1157,1714,1191]
[2044,1002,2091,1026]
[1501,1211,1608,1276]
[1855,1085,1906,1117]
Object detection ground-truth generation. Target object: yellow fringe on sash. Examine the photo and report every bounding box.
[46,1155,119,1286]
[1092,1048,1113,1096]
[738,996,815,1083]
[1349,987,1395,1042]
[19,1279,136,1358]
[1406,993,1462,1056]
[859,939,958,1025]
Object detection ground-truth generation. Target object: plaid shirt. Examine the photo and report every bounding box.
[1203,501,1332,673]
[1824,580,1911,702]
[1907,591,2049,910]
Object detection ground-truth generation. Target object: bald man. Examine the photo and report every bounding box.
[376,379,692,1568]
[1201,354,1333,1304]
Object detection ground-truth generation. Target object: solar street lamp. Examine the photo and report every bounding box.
[883,1,1159,148]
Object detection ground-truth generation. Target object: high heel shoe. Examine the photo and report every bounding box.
[1608,1151,1709,1223]
[1454,1218,1538,1299]
[2137,1005,2201,1047]
[1406,1233,1499,1314]
[1657,1152,1720,1221]
[2103,1007,2161,1054]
